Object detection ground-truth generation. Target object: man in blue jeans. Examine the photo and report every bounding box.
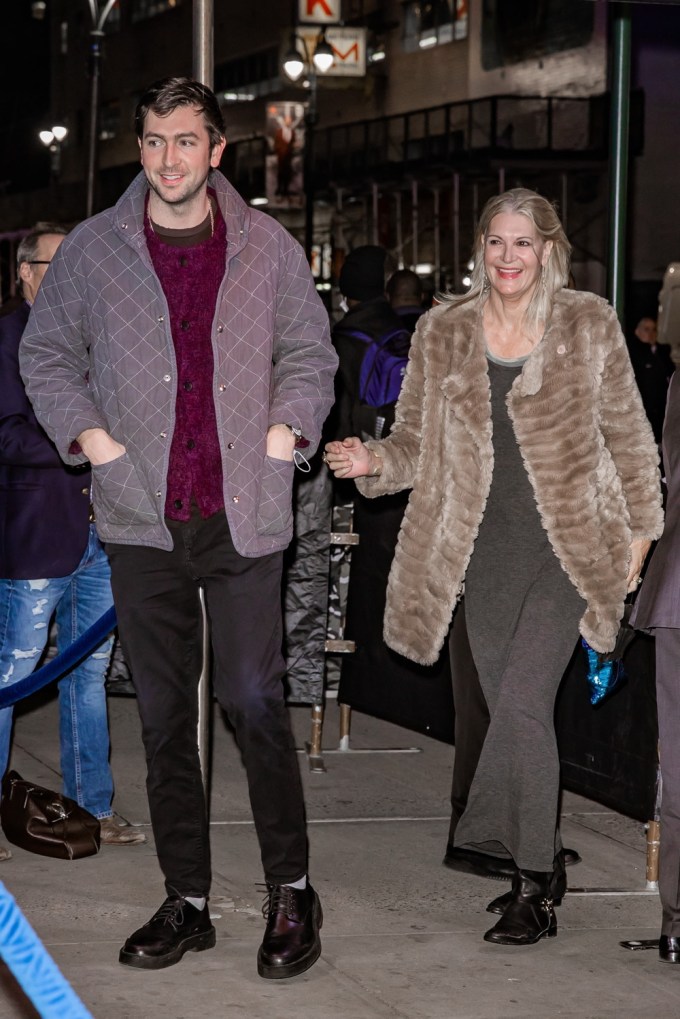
[0,224,147,859]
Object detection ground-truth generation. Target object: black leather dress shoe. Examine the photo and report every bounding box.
[257,882,322,979]
[119,896,216,970]
[443,844,516,880]
[659,936,680,963]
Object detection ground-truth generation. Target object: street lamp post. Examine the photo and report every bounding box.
[85,0,117,219]
[283,30,334,265]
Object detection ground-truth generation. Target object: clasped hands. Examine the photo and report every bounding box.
[323,437,379,479]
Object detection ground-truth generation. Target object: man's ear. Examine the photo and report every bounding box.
[210,136,227,168]
[18,262,32,285]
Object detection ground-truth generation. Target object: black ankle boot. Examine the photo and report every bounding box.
[486,850,567,915]
[483,869,557,945]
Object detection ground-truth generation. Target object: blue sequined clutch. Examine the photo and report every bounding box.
[582,603,636,705]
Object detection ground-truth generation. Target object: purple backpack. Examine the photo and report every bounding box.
[346,326,412,408]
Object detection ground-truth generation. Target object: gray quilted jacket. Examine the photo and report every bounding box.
[20,170,337,557]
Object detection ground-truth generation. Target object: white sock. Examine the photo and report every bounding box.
[185,896,206,911]
[284,876,307,890]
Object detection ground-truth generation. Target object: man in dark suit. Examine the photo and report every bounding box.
[0,224,147,860]
[632,369,680,963]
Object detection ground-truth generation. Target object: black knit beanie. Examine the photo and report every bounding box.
[338,245,388,301]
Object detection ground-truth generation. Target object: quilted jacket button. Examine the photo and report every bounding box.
[217,325,224,333]
[163,374,171,382]
[158,315,164,323]
[227,442,235,449]
[155,490,162,498]
[232,496,239,503]
[218,384,226,392]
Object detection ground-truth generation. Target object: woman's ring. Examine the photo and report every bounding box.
[636,576,642,585]
[322,452,328,464]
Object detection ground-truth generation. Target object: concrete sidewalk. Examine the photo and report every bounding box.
[0,693,677,1019]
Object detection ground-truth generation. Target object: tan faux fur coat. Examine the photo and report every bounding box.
[356,289,664,665]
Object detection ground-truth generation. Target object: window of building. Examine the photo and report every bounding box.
[481,0,595,70]
[99,100,121,141]
[214,47,281,103]
[131,0,181,24]
[402,0,468,52]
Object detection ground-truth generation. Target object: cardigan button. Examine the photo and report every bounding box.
[557,344,566,355]
[81,487,89,495]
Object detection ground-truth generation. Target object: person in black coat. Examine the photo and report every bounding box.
[632,370,680,963]
[628,316,674,442]
[332,248,454,753]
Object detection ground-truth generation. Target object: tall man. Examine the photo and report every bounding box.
[0,225,147,859]
[21,79,337,978]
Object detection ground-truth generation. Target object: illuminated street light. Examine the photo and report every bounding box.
[39,125,69,177]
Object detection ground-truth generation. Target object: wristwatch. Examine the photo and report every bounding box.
[282,423,310,449]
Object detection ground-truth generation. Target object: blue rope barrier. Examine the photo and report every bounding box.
[0,606,117,710]
[0,881,93,1018]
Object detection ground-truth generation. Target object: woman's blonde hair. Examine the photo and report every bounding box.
[443,188,572,328]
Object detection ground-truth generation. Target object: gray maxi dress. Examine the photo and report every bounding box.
[453,354,585,872]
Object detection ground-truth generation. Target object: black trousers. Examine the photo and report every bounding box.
[106,510,308,897]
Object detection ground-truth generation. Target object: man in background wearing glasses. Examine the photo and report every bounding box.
[0,224,147,858]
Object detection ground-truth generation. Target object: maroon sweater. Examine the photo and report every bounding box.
[145,194,226,521]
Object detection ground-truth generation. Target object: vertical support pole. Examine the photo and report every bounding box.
[304,72,318,265]
[193,0,214,86]
[85,29,103,219]
[432,186,441,290]
[561,171,568,233]
[305,703,326,773]
[193,0,215,796]
[646,820,660,890]
[371,182,379,246]
[411,179,418,269]
[607,3,632,322]
[197,586,211,795]
[452,172,460,294]
[395,191,404,269]
[338,702,352,752]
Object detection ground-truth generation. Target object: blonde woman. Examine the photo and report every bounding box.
[325,188,663,946]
